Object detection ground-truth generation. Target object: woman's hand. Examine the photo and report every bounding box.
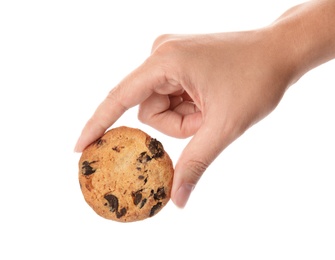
[75,0,335,208]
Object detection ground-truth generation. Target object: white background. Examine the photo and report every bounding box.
[1,0,334,259]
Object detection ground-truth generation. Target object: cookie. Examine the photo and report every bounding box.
[78,126,174,222]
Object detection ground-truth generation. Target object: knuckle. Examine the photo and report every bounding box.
[106,86,128,113]
[185,159,209,182]
[149,40,186,79]
[151,34,174,52]
[152,38,184,58]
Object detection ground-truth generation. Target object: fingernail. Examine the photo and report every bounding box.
[73,143,79,153]
[174,183,195,208]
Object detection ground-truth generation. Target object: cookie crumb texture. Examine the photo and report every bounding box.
[78,126,174,222]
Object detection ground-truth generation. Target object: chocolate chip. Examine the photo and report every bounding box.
[104,193,127,219]
[150,189,154,196]
[132,190,142,206]
[139,198,147,209]
[137,152,152,163]
[81,161,97,176]
[116,208,127,218]
[94,138,106,147]
[154,187,166,200]
[137,175,148,185]
[112,146,124,152]
[104,194,119,213]
[149,202,162,217]
[148,138,164,158]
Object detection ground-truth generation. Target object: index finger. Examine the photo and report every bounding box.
[74,61,163,152]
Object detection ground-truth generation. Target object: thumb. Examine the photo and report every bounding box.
[171,122,232,208]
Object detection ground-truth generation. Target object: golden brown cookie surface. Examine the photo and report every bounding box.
[78,126,174,222]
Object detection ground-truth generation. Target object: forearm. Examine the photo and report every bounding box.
[268,0,335,85]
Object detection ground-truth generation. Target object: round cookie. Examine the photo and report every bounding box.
[78,126,174,222]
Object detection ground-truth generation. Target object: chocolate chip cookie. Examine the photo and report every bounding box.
[78,126,174,222]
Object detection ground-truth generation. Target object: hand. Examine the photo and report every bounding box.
[75,28,296,208]
[75,0,335,208]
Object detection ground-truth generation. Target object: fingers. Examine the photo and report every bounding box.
[138,92,202,138]
[75,61,163,152]
[74,91,129,152]
[169,96,184,110]
[172,100,200,115]
[171,121,235,208]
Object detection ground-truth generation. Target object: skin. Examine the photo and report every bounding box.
[75,0,335,208]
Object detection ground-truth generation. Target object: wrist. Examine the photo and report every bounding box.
[267,0,335,85]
